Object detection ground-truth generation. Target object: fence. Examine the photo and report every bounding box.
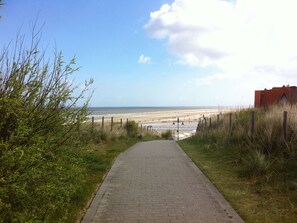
[84,116,158,133]
[82,115,203,140]
[196,110,295,141]
[83,108,297,142]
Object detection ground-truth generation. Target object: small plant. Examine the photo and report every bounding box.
[125,121,139,137]
[161,130,172,139]
[240,150,272,178]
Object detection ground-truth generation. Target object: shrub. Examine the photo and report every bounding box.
[125,121,139,137]
[161,130,172,139]
[0,29,92,222]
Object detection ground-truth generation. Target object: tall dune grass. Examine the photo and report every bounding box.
[182,104,297,222]
[196,104,297,183]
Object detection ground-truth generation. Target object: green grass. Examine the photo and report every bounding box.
[178,137,297,223]
[67,133,159,222]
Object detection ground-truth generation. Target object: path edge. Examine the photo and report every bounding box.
[173,141,245,223]
[80,142,140,223]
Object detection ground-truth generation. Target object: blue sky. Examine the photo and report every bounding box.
[1,0,296,107]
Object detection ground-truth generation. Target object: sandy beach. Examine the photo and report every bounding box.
[88,107,238,138]
[89,107,237,124]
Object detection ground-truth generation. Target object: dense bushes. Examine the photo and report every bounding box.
[0,19,158,223]
[0,31,92,222]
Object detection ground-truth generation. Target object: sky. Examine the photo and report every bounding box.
[1,0,297,107]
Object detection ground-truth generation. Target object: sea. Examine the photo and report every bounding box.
[87,106,219,117]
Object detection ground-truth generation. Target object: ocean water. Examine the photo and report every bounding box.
[87,106,218,117]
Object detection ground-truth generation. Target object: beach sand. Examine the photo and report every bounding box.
[92,108,237,123]
[86,107,241,140]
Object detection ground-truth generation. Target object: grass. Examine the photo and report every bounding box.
[67,125,159,222]
[179,127,297,222]
[67,138,137,222]
[161,130,173,139]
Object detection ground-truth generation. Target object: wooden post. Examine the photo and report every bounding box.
[202,115,205,129]
[283,111,288,141]
[209,117,212,128]
[250,111,255,135]
[126,118,128,125]
[120,118,123,127]
[177,117,180,141]
[111,117,113,132]
[229,113,232,132]
[102,116,104,131]
[91,116,94,134]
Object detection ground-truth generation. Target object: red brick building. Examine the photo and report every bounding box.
[255,86,297,108]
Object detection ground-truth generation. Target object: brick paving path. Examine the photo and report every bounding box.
[82,140,244,223]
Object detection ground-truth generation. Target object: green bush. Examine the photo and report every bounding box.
[125,121,139,137]
[0,30,92,222]
[161,130,172,139]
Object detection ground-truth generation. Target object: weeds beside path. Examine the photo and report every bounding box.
[69,124,159,223]
[179,137,297,223]
[70,138,139,223]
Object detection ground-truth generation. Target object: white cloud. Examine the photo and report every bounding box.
[138,54,151,64]
[145,0,297,88]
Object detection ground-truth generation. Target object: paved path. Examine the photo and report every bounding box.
[82,140,244,223]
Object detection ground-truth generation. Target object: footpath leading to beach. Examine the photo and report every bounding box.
[82,140,244,223]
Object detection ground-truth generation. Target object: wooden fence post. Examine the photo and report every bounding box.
[102,116,104,131]
[91,116,94,134]
[120,118,123,127]
[250,111,255,135]
[209,117,212,128]
[283,111,288,141]
[111,117,113,132]
[177,117,180,141]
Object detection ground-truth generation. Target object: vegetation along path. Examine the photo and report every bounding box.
[82,140,244,223]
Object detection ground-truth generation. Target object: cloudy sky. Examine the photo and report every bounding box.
[1,0,296,107]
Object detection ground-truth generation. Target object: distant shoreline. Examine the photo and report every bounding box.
[87,106,241,117]
[86,107,240,126]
